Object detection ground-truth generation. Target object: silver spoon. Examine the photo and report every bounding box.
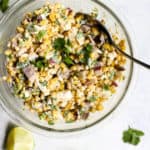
[76,12,150,69]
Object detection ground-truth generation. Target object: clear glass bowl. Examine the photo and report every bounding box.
[0,0,133,135]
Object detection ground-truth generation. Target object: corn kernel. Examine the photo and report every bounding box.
[90,52,95,59]
[60,63,66,69]
[96,104,104,111]
[40,20,48,26]
[34,9,42,15]
[70,66,77,71]
[59,83,64,90]
[52,110,58,120]
[110,86,116,93]
[92,27,99,36]
[118,40,126,51]
[5,49,12,56]
[65,101,73,110]
[49,13,56,22]
[17,26,24,33]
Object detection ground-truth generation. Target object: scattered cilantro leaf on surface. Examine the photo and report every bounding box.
[122,127,144,146]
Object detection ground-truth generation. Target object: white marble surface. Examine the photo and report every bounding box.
[0,0,150,150]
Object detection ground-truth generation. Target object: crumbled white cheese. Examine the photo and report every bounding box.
[76,89,84,98]
[28,53,38,61]
[17,48,27,56]
[55,91,73,107]
[108,52,117,61]
[57,91,72,100]
[76,32,85,45]
[36,79,49,96]
[24,90,30,98]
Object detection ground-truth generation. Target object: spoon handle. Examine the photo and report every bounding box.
[112,43,150,69]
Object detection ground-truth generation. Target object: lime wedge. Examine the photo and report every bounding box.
[6,127,35,150]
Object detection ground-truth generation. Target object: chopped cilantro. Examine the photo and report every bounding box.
[53,38,74,66]
[66,39,72,46]
[36,30,46,41]
[32,88,40,96]
[103,84,109,91]
[7,55,12,59]
[123,127,144,146]
[109,71,116,80]
[16,62,29,69]
[66,120,75,123]
[13,83,23,95]
[64,45,71,55]
[39,113,47,120]
[27,24,37,32]
[86,44,93,51]
[63,110,69,117]
[34,57,48,69]
[48,120,54,125]
[81,44,93,65]
[63,56,74,66]
[76,32,84,40]
[51,97,57,101]
[49,104,57,110]
[88,95,97,102]
[53,38,65,50]
[40,80,47,86]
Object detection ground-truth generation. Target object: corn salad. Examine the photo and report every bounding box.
[5,3,126,125]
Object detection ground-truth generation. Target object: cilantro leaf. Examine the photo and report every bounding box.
[122,127,144,146]
[66,120,75,123]
[39,113,47,120]
[66,39,72,46]
[76,32,84,40]
[39,80,47,86]
[53,38,74,66]
[103,84,109,91]
[88,95,97,102]
[53,38,65,50]
[36,30,46,41]
[131,134,140,145]
[63,56,74,66]
[16,61,29,69]
[123,131,132,142]
[81,44,93,65]
[0,0,9,12]
[128,127,144,136]
[27,24,37,33]
[48,120,54,125]
[86,44,93,51]
[49,104,57,110]
[34,57,48,69]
